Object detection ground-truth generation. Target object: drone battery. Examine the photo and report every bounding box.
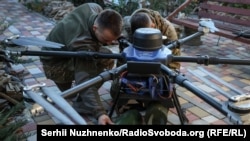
[127,61,161,74]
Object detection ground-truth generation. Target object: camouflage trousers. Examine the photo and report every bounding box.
[41,58,74,91]
[41,47,115,91]
[169,48,181,70]
[114,102,169,125]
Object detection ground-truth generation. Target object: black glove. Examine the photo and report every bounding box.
[117,36,131,53]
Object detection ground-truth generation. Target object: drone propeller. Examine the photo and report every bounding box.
[4,36,64,48]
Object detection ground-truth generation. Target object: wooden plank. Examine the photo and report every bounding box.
[198,11,250,26]
[200,3,250,17]
[213,22,245,32]
[171,18,199,30]
[213,0,250,4]
[215,29,250,44]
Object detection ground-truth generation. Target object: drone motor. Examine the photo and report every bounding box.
[123,28,172,63]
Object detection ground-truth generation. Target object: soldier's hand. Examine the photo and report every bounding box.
[97,47,115,69]
[117,36,130,53]
[98,114,114,125]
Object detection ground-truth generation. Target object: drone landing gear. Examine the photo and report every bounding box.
[108,61,189,125]
[171,87,189,125]
[108,62,189,125]
[109,85,189,125]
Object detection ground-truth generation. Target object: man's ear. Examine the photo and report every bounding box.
[150,23,155,28]
[93,25,97,31]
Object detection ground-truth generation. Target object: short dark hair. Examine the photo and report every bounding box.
[95,9,123,37]
[130,12,151,34]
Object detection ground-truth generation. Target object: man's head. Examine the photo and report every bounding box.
[130,12,155,34]
[93,9,123,44]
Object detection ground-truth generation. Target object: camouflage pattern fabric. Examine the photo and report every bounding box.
[96,46,115,70]
[40,3,114,119]
[144,102,169,125]
[114,102,169,125]
[115,109,143,125]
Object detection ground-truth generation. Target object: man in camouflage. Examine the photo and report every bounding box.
[40,3,123,125]
[111,8,180,125]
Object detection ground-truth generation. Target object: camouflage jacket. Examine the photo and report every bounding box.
[40,3,108,119]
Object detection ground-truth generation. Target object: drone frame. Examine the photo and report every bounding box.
[1,29,250,125]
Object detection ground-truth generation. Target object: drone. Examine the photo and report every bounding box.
[1,20,250,125]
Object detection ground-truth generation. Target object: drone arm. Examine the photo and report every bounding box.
[4,50,125,60]
[165,31,204,50]
[167,55,216,65]
[176,73,243,125]
[61,64,127,99]
[161,64,243,124]
[168,55,250,65]
[19,50,79,57]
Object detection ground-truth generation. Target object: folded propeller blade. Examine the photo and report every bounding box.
[11,37,64,48]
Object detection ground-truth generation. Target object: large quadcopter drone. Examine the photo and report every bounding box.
[1,20,250,125]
